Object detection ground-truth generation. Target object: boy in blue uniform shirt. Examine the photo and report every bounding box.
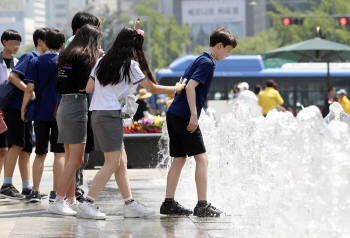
[21,29,66,203]
[160,27,237,217]
[0,29,22,199]
[0,28,49,200]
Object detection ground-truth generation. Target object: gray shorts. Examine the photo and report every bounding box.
[91,110,124,152]
[57,95,88,144]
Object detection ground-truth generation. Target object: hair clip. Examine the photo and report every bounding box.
[133,18,140,30]
[136,29,144,36]
[97,18,105,27]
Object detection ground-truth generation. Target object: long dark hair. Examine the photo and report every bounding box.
[57,24,102,68]
[96,27,156,86]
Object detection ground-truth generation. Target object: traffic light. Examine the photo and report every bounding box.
[339,18,348,26]
[282,18,303,25]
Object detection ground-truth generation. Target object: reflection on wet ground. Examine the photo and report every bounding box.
[1,168,231,238]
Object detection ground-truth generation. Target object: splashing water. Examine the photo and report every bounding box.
[155,101,350,237]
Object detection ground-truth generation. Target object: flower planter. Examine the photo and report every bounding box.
[86,133,163,169]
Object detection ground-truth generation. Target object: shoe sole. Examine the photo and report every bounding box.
[0,194,25,200]
[30,199,42,203]
[48,208,77,216]
[124,210,155,218]
[77,213,106,220]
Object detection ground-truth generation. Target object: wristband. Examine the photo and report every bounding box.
[174,86,177,94]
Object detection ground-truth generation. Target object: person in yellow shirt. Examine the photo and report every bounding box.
[258,79,284,116]
[337,89,350,114]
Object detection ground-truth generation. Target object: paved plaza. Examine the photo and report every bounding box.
[0,153,231,238]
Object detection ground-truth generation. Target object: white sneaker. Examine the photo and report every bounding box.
[123,201,155,218]
[48,200,77,216]
[69,200,80,212]
[77,202,106,220]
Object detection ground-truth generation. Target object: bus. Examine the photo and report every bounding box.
[156,55,350,114]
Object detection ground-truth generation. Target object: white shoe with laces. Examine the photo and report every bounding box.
[69,200,80,212]
[123,201,155,218]
[48,200,77,216]
[77,202,106,220]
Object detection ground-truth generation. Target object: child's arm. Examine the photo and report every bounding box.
[9,72,26,91]
[85,77,95,93]
[139,79,184,94]
[9,72,35,98]
[21,83,34,122]
[186,79,199,133]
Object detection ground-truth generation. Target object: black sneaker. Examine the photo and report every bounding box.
[193,203,223,217]
[49,191,56,204]
[76,194,85,203]
[39,192,48,199]
[160,200,193,216]
[22,188,32,199]
[29,190,42,203]
[0,184,26,200]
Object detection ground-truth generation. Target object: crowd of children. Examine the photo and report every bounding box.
[0,11,237,219]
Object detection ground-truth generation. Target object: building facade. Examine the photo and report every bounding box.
[0,0,46,47]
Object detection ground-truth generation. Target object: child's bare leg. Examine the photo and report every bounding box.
[53,153,65,191]
[165,157,186,198]
[87,150,123,198]
[193,152,208,201]
[0,148,8,176]
[32,154,47,191]
[114,150,131,199]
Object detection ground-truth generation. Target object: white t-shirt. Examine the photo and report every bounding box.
[89,59,146,111]
[230,89,262,117]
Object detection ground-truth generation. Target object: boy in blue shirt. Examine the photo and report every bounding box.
[0,29,22,199]
[160,27,237,217]
[21,29,66,203]
[0,28,49,200]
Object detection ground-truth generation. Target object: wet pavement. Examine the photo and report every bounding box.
[0,153,232,238]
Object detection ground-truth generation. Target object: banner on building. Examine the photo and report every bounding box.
[182,0,246,44]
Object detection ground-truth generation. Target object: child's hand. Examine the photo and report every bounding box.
[187,114,198,133]
[175,83,185,94]
[21,110,28,122]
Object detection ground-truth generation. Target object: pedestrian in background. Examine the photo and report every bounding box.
[322,86,336,117]
[258,79,284,116]
[134,88,152,121]
[337,89,350,114]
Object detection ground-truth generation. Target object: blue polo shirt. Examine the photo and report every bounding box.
[7,51,40,110]
[24,53,59,121]
[167,53,215,120]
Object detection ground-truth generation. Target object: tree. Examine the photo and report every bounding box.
[267,0,350,46]
[134,0,190,69]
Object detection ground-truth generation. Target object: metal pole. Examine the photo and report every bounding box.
[147,17,152,70]
[333,0,336,42]
[327,61,330,88]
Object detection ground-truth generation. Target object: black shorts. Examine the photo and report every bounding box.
[3,108,33,153]
[34,121,65,154]
[166,112,206,157]
[0,131,7,148]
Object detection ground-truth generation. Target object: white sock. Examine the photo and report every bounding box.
[124,196,134,206]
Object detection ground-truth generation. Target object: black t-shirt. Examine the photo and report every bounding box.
[3,57,14,69]
[57,56,92,94]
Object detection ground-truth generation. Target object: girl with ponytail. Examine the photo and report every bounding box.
[78,27,185,219]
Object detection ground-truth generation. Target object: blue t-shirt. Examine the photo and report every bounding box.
[167,53,215,120]
[24,53,59,121]
[8,51,40,110]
